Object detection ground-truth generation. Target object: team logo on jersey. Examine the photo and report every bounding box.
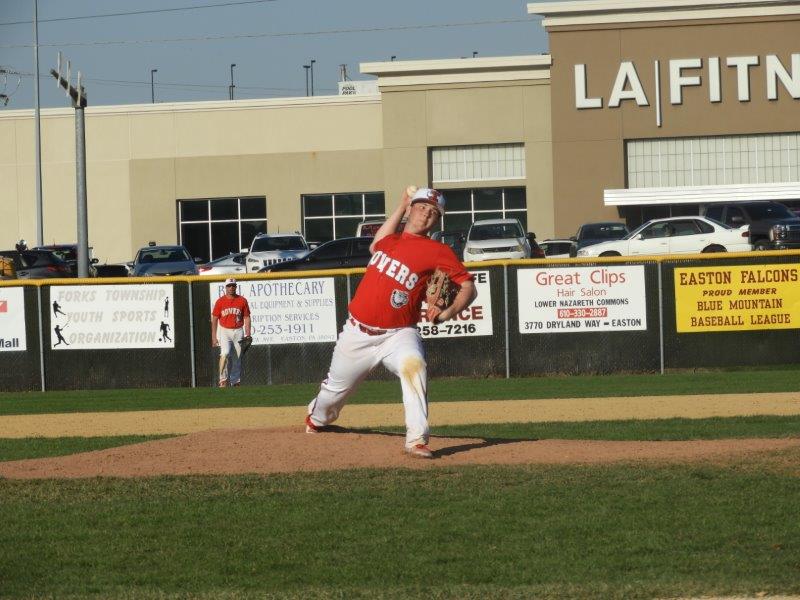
[390,289,409,308]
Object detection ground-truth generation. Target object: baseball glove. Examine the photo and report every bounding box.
[426,268,455,310]
[239,335,253,356]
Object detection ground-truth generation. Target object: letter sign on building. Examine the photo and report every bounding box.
[574,53,800,125]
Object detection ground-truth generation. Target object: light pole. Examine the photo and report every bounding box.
[229,63,236,100]
[310,59,316,96]
[150,69,157,103]
[303,64,310,96]
[33,0,44,246]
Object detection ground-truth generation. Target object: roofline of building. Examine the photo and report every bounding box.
[0,93,381,120]
[527,0,800,27]
[360,55,552,89]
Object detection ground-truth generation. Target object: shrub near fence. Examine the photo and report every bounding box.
[0,250,799,391]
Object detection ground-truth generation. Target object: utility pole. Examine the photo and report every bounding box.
[303,64,310,96]
[229,63,236,100]
[33,0,44,247]
[310,59,316,96]
[150,69,157,103]
[50,53,90,278]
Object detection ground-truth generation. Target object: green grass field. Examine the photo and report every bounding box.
[2,370,799,598]
[2,459,800,599]
[1,367,800,415]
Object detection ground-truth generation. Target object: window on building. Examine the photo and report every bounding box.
[432,144,526,183]
[439,187,528,233]
[302,192,385,244]
[178,197,266,262]
[627,133,800,188]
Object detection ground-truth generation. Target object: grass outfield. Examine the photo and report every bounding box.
[2,367,800,415]
[2,458,800,599]
[0,435,171,462]
[1,416,798,461]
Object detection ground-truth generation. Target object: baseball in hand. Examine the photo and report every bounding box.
[406,185,418,198]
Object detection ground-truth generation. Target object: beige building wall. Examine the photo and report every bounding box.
[366,55,555,239]
[1,96,383,263]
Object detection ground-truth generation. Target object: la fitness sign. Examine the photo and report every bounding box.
[575,53,799,124]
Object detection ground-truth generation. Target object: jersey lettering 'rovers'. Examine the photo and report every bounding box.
[348,232,472,329]
[368,250,420,290]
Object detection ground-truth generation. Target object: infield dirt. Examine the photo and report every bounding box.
[1,392,799,479]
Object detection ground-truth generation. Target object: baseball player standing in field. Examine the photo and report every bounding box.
[211,277,252,387]
[306,186,477,458]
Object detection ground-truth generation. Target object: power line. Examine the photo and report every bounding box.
[17,71,336,95]
[1,18,539,49]
[0,0,280,27]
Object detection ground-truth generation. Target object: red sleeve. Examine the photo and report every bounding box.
[437,244,473,286]
[211,297,222,318]
[241,297,251,317]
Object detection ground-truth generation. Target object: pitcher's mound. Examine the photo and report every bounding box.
[2,427,799,479]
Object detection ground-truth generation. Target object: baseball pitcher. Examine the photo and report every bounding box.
[305,186,478,458]
[211,277,252,387]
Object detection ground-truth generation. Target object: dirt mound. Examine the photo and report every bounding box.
[2,427,800,479]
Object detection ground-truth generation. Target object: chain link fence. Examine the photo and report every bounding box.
[2,251,800,392]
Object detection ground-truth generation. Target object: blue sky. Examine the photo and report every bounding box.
[0,0,550,109]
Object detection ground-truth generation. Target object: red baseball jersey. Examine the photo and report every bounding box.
[348,232,472,329]
[212,294,251,329]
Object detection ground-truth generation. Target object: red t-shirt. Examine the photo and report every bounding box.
[212,294,251,329]
[348,232,472,329]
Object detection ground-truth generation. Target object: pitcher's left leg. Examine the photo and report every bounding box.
[381,328,429,448]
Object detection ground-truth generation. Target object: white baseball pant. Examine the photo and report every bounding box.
[307,318,429,448]
[217,325,244,385]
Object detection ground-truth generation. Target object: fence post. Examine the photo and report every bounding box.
[37,285,46,391]
[188,282,197,387]
[503,265,510,379]
[658,261,665,375]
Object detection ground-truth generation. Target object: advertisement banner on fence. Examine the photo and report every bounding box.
[417,270,493,339]
[518,266,647,333]
[211,278,338,345]
[50,284,174,349]
[674,264,800,333]
[0,287,26,351]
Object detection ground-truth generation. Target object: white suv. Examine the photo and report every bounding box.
[462,218,531,262]
[245,233,312,273]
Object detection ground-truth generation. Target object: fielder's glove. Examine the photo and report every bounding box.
[426,268,455,311]
[239,335,253,355]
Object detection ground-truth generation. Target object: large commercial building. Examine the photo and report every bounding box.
[1,0,798,264]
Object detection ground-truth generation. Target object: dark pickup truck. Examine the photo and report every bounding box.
[703,201,800,250]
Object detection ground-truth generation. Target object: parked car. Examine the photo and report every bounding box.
[539,239,575,258]
[462,218,543,262]
[431,230,466,260]
[703,201,800,250]
[259,237,373,272]
[576,216,752,257]
[94,263,131,278]
[0,249,72,279]
[245,233,312,273]
[569,222,630,257]
[355,218,405,237]
[197,252,247,276]
[33,244,99,277]
[129,245,200,276]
